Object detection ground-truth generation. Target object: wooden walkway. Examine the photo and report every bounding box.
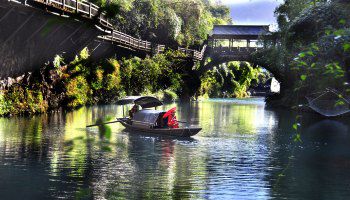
[15,0,205,60]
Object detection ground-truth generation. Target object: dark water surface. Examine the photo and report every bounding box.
[1,98,350,200]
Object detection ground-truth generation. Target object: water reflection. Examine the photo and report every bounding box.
[0,99,350,199]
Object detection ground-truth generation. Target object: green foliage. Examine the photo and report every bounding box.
[0,0,233,116]
[91,58,123,103]
[256,0,350,108]
[0,92,11,116]
[66,75,91,108]
[0,85,48,115]
[292,27,350,96]
[92,0,231,47]
[79,47,90,60]
[53,55,65,69]
[0,48,126,115]
[343,43,350,51]
[120,50,184,96]
[199,62,261,98]
[91,69,104,91]
[64,49,123,106]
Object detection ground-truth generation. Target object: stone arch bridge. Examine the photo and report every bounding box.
[201,25,269,71]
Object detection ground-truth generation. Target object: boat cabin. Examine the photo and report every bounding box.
[132,109,167,129]
[117,96,170,128]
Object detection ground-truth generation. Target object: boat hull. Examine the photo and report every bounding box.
[118,119,201,137]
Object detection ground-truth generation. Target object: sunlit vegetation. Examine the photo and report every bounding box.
[0,48,194,116]
[0,0,235,116]
[0,79,48,115]
[0,49,268,116]
[199,62,261,98]
[90,0,231,47]
[0,0,271,116]
[120,51,184,95]
[255,0,350,108]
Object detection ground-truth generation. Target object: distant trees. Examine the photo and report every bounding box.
[90,0,231,48]
[199,62,261,98]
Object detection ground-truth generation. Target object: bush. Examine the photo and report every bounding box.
[66,75,91,108]
[0,92,11,116]
[0,84,48,115]
[120,50,185,96]
[199,62,260,98]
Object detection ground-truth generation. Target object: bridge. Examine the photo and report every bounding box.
[202,25,270,71]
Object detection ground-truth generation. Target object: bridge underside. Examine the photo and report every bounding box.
[200,47,255,73]
[0,1,144,79]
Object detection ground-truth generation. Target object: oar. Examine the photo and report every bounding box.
[86,120,122,128]
[177,121,199,124]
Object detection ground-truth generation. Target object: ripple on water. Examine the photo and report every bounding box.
[1,100,350,199]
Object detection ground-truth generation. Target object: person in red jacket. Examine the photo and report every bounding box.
[167,110,179,129]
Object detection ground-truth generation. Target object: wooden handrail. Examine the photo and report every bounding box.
[29,0,204,59]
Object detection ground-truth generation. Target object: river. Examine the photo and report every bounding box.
[0,98,350,199]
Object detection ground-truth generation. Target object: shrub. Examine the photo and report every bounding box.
[0,92,11,116]
[199,62,260,98]
[66,75,91,108]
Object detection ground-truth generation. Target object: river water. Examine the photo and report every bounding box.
[0,98,350,200]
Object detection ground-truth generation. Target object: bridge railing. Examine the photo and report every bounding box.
[210,47,262,54]
[30,0,204,60]
[99,30,152,52]
[178,45,206,61]
[34,0,112,27]
[156,45,166,54]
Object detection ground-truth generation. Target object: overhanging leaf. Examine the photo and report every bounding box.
[300,75,307,81]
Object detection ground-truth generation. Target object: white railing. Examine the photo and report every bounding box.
[178,45,207,60]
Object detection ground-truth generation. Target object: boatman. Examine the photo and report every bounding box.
[129,104,139,119]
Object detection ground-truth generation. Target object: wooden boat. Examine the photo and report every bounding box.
[117,96,202,137]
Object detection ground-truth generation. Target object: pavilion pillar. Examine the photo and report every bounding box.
[247,39,250,48]
[231,39,234,50]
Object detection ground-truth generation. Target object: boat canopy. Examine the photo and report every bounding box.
[117,96,163,108]
[133,110,165,124]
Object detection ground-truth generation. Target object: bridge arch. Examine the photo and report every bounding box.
[199,25,283,83]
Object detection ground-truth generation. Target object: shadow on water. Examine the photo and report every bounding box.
[267,110,350,200]
[1,99,350,199]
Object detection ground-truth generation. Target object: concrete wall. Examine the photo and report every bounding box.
[0,1,141,79]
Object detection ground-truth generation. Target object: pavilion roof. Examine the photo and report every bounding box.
[210,25,269,39]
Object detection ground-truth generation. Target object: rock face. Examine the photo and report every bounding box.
[0,1,137,79]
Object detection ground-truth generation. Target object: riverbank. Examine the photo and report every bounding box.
[0,49,181,116]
